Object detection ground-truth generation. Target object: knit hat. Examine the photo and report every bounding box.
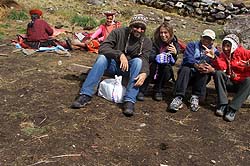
[129,14,147,28]
[201,29,216,40]
[104,11,116,16]
[29,9,43,16]
[223,34,240,53]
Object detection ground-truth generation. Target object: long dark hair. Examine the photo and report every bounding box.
[153,21,174,46]
[28,14,40,28]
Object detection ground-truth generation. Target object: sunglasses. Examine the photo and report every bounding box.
[133,24,146,30]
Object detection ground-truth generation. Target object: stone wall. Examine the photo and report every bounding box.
[135,0,249,24]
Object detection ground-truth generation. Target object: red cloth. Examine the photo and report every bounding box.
[26,19,53,42]
[212,46,250,82]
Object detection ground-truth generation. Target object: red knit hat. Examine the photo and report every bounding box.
[103,11,116,16]
[29,9,43,16]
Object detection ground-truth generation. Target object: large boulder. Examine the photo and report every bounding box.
[223,15,250,49]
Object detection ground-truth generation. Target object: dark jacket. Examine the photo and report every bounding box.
[150,35,179,64]
[99,27,152,75]
[182,41,219,69]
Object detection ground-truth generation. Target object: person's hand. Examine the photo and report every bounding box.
[168,43,177,55]
[120,54,129,72]
[239,60,250,67]
[200,63,215,73]
[84,38,92,45]
[194,63,205,72]
[202,45,215,59]
[134,73,147,87]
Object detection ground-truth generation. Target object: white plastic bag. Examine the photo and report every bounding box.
[98,75,126,103]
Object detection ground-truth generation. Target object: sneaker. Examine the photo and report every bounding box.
[154,92,163,101]
[224,108,236,122]
[215,104,228,117]
[137,92,144,101]
[190,95,200,112]
[123,101,134,117]
[169,96,183,112]
[71,94,91,109]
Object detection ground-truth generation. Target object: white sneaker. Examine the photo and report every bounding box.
[190,95,200,112]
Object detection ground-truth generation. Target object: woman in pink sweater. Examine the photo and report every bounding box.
[71,11,121,52]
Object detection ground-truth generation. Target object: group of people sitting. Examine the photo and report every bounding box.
[21,9,249,122]
[20,9,121,52]
[70,13,250,122]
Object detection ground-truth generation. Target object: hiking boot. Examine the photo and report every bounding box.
[189,95,200,112]
[169,96,183,112]
[71,94,91,109]
[137,92,144,101]
[123,101,135,117]
[215,104,228,117]
[224,108,236,122]
[154,92,163,101]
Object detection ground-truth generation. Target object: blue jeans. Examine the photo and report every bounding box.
[80,54,142,103]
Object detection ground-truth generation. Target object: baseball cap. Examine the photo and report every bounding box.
[202,29,216,40]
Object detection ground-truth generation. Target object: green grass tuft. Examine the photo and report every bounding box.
[7,10,29,20]
[71,15,98,28]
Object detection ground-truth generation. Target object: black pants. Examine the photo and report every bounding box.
[139,63,174,94]
[214,70,250,111]
[24,39,57,49]
[174,66,209,98]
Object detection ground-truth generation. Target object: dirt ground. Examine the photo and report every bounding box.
[0,39,249,166]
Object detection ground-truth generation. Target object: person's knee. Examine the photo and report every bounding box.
[245,77,250,85]
[130,58,142,69]
[96,54,108,64]
[214,70,224,76]
[178,66,190,74]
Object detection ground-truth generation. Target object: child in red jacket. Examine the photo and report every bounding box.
[210,34,250,122]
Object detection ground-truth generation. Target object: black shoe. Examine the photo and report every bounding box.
[215,104,228,117]
[224,108,237,122]
[66,38,73,51]
[71,94,91,109]
[123,101,134,117]
[137,92,144,101]
[154,92,163,101]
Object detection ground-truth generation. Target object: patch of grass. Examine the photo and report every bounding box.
[20,121,47,136]
[0,23,10,28]
[7,10,29,20]
[21,126,47,136]
[71,15,98,28]
[0,7,8,20]
[9,111,28,120]
[99,18,106,25]
[0,32,4,40]
[16,26,27,34]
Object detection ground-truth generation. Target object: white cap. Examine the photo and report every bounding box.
[202,29,216,40]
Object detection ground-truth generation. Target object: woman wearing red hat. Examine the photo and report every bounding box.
[71,11,121,52]
[89,11,121,42]
[23,9,56,49]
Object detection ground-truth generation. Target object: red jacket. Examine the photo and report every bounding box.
[26,19,53,42]
[212,46,250,82]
